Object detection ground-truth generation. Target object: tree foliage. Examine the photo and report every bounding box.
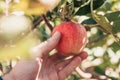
[0,0,120,79]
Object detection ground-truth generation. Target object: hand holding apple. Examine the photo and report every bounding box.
[2,31,88,80]
[52,22,88,56]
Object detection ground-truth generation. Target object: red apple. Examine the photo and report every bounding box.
[52,22,88,56]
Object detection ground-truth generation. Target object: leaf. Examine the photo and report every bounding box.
[73,0,89,7]
[82,11,120,34]
[109,42,120,52]
[111,1,120,11]
[112,20,120,34]
[94,66,105,75]
[38,26,50,41]
[71,74,81,80]
[75,0,106,16]
[81,18,97,24]
[105,11,120,21]
[105,11,120,34]
[90,0,120,45]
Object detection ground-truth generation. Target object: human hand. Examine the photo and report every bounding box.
[3,32,88,80]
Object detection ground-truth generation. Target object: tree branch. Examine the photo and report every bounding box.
[87,34,108,46]
[41,14,53,31]
[32,17,43,30]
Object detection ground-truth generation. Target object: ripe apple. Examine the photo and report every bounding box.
[0,14,32,41]
[52,22,88,56]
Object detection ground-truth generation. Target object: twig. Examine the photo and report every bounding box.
[32,17,43,30]
[84,26,91,31]
[64,15,71,21]
[87,34,108,46]
[83,24,100,31]
[41,14,53,31]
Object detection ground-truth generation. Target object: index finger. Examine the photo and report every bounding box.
[31,31,61,58]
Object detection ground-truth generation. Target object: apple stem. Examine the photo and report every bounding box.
[41,14,53,31]
[64,16,71,21]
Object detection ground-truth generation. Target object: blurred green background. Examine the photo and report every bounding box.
[0,0,120,80]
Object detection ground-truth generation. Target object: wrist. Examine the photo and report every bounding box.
[2,73,14,80]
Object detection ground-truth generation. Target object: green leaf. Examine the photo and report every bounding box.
[105,11,120,21]
[105,11,120,34]
[75,0,106,16]
[71,74,81,80]
[82,11,120,34]
[81,18,97,24]
[90,0,120,45]
[112,20,120,34]
[94,66,105,75]
[109,42,120,52]
[38,26,50,41]
[73,0,89,7]
[90,0,112,34]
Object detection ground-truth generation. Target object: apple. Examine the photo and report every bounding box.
[0,14,32,41]
[52,22,88,56]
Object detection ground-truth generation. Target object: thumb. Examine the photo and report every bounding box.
[31,31,61,58]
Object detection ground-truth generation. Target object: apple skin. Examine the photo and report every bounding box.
[52,22,88,56]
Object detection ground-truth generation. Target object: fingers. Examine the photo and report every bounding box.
[76,51,88,60]
[55,58,72,71]
[56,51,88,80]
[31,31,61,58]
[50,51,88,63]
[58,56,82,80]
[55,52,88,71]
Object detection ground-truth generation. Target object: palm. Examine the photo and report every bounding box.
[39,52,87,80]
[5,32,87,80]
[9,52,87,80]
[9,60,39,80]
